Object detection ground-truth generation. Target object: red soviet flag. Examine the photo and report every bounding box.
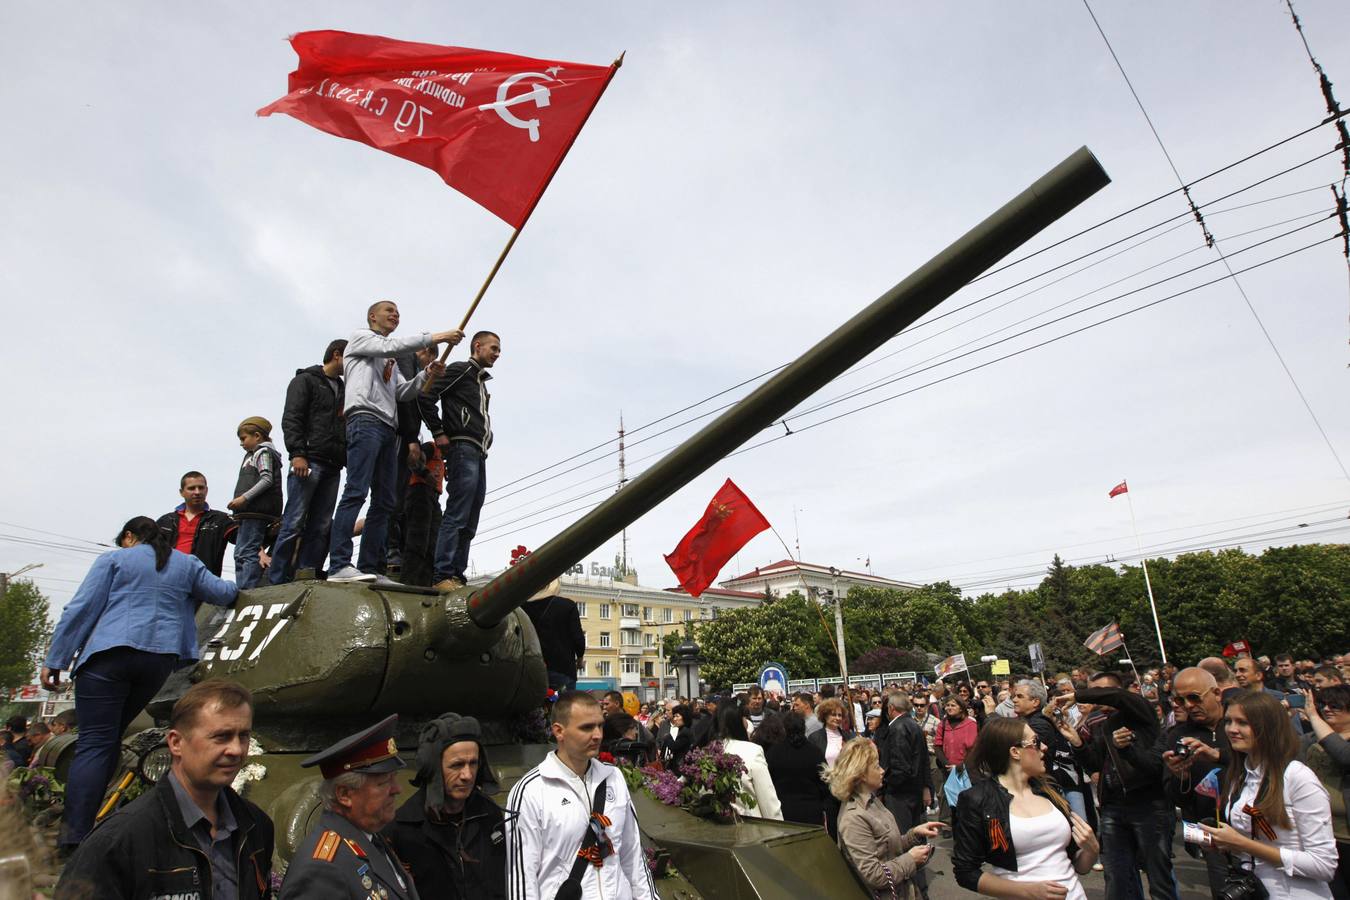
[665,480,771,598]
[1108,480,1129,499]
[257,31,619,227]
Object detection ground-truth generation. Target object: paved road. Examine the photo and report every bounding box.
[921,826,1214,899]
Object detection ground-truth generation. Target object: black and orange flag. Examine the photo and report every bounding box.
[1084,622,1126,655]
[664,480,770,598]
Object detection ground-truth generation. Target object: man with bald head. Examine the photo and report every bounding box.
[1160,667,1231,899]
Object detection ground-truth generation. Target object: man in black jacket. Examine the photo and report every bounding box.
[270,339,346,584]
[1053,673,1179,900]
[384,713,505,900]
[56,680,274,900]
[1160,667,1232,899]
[879,692,932,899]
[420,331,500,592]
[522,592,585,691]
[158,471,237,577]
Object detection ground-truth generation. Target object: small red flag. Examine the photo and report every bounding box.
[257,31,619,227]
[1222,639,1252,658]
[1108,480,1129,499]
[664,480,771,598]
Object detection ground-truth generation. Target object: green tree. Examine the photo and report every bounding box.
[0,580,53,692]
[690,594,834,689]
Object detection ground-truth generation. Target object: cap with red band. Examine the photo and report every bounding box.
[300,714,406,780]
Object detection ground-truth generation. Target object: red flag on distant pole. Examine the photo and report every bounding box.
[1222,639,1253,658]
[1108,480,1129,498]
[258,31,621,228]
[665,480,771,598]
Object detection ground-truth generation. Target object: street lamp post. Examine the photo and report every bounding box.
[674,639,703,700]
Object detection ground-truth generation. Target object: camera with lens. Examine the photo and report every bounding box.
[1173,739,1191,759]
[1218,862,1268,900]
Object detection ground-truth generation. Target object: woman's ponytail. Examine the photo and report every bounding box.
[115,516,173,571]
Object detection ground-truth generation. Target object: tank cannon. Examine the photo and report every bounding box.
[138,146,1109,894]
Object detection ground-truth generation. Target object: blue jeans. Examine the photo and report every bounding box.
[433,443,486,582]
[62,647,178,847]
[234,518,268,589]
[269,460,341,584]
[1098,799,1180,900]
[328,415,399,573]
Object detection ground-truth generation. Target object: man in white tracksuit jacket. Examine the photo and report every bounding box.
[506,692,656,900]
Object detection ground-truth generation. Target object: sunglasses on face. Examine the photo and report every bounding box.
[1172,692,1208,705]
[1322,704,1346,714]
[1019,738,1045,751]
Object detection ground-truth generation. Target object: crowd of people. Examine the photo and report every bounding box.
[612,651,1350,900]
[145,299,501,592]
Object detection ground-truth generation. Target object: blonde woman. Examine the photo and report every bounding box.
[826,737,944,899]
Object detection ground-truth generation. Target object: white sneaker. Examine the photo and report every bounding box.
[329,565,376,583]
[371,574,402,587]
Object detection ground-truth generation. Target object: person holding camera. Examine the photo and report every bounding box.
[1199,691,1337,899]
[1160,667,1234,899]
[1297,685,1350,898]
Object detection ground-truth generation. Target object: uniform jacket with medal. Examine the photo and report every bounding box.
[505,752,655,900]
[280,809,419,900]
[54,775,274,900]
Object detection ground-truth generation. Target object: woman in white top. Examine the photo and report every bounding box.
[952,716,1099,899]
[712,704,783,820]
[1201,691,1338,899]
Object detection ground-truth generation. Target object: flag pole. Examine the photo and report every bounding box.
[427,52,626,388]
[1118,637,1143,687]
[1123,482,1168,666]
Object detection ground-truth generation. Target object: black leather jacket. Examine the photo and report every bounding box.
[879,714,930,795]
[157,508,236,577]
[951,777,1079,892]
[382,787,506,900]
[419,360,492,455]
[280,365,346,467]
[1070,687,1164,806]
[56,776,274,900]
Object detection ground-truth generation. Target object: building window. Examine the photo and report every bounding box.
[597,660,611,677]
[621,630,639,646]
[599,603,611,620]
[643,633,655,648]
[622,603,639,618]
[710,608,719,619]
[683,609,693,621]
[642,606,653,621]
[699,607,710,619]
[662,608,673,623]
[622,658,639,674]
[599,632,611,648]
[643,661,655,677]
[576,602,587,618]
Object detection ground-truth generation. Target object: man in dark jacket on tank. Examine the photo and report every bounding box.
[270,339,346,584]
[383,713,505,900]
[522,590,585,691]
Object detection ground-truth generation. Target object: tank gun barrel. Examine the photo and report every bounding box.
[468,147,1110,628]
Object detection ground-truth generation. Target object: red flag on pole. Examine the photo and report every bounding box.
[1108,480,1129,498]
[664,480,771,598]
[1084,622,1126,655]
[1222,639,1252,658]
[257,31,620,228]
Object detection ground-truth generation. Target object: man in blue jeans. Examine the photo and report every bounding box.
[1056,674,1180,900]
[327,301,461,583]
[419,331,500,591]
[270,339,347,584]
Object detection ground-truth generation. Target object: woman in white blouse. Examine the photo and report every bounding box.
[1201,691,1338,899]
[712,703,783,820]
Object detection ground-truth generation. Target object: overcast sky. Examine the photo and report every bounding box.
[3,2,1348,619]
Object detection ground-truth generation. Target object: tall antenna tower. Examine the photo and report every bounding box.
[617,412,628,576]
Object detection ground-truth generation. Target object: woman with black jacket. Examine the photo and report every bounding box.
[953,717,1099,899]
[766,712,830,826]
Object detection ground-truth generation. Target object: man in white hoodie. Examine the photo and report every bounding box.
[506,692,655,900]
[327,300,461,583]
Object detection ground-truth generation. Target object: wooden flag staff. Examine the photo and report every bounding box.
[426,52,626,392]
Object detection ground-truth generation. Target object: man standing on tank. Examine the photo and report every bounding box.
[420,331,500,592]
[157,471,236,577]
[270,338,347,584]
[326,300,462,583]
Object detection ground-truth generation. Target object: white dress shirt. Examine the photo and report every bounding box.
[1225,758,1337,899]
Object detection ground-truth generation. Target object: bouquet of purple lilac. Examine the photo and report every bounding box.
[637,740,754,822]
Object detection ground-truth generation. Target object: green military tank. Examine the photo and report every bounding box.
[130,146,1109,899]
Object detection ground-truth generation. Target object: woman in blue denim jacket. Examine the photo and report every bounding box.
[40,516,237,851]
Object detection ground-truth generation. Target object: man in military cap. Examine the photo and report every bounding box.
[281,714,419,900]
[383,712,506,900]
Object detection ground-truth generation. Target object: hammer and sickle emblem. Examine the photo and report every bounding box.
[478,71,557,142]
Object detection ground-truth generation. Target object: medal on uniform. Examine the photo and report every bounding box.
[361,875,373,890]
[379,887,389,898]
